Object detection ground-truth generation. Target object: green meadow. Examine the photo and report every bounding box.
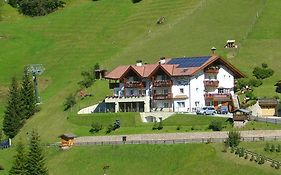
[1,0,281,173]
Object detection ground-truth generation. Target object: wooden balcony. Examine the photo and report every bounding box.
[204,69,219,74]
[109,82,119,89]
[204,93,232,101]
[204,80,219,88]
[153,80,172,87]
[153,93,173,100]
[125,81,146,88]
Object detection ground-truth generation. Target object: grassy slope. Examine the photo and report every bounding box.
[0,0,280,142]
[2,143,280,175]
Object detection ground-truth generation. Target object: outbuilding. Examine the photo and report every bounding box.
[59,133,76,148]
[258,99,278,116]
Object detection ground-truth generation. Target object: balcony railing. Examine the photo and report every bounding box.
[153,80,173,87]
[125,81,146,88]
[204,80,219,88]
[204,93,232,100]
[204,69,219,74]
[153,93,173,100]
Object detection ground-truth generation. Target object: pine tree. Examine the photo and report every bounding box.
[3,77,25,138]
[26,130,48,175]
[9,140,28,175]
[21,67,36,119]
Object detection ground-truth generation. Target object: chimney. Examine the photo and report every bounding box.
[136,60,142,66]
[159,57,166,64]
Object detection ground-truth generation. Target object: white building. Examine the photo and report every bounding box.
[104,55,245,113]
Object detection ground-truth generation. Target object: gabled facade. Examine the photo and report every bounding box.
[104,55,245,113]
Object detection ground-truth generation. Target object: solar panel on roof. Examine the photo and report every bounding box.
[167,56,211,68]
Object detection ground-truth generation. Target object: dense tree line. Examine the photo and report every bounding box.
[8,0,65,16]
[9,131,48,175]
[2,67,36,139]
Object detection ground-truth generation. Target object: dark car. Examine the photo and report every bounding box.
[216,106,228,114]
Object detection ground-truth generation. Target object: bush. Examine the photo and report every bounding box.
[226,131,241,147]
[239,148,245,157]
[176,125,181,130]
[250,155,254,161]
[106,124,114,134]
[277,144,281,152]
[208,120,223,131]
[258,156,265,165]
[89,122,103,133]
[131,0,142,3]
[157,120,163,130]
[230,147,235,153]
[64,94,76,111]
[152,121,158,130]
[270,144,275,152]
[253,66,274,79]
[264,142,270,152]
[9,0,65,16]
[78,70,95,88]
[248,78,263,87]
[275,162,280,169]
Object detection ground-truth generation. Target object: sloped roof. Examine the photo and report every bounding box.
[105,55,245,79]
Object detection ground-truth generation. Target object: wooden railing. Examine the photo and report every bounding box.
[153,80,172,87]
[125,81,145,88]
[153,93,173,100]
[204,80,219,87]
[204,93,232,99]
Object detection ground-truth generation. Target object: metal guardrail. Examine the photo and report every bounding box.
[249,116,281,124]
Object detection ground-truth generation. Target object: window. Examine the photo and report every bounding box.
[164,102,169,108]
[130,90,134,95]
[163,89,168,94]
[195,101,200,106]
[218,88,224,94]
[177,102,185,108]
[179,88,184,94]
[196,88,199,93]
[139,90,142,95]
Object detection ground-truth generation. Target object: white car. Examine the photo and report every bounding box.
[196,106,216,115]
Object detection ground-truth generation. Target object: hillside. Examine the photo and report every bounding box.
[0,0,280,142]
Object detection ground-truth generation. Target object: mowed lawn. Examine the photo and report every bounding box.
[45,144,281,175]
[0,0,280,143]
[3,143,279,175]
[68,113,281,136]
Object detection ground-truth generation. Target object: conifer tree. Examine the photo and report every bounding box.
[9,140,28,175]
[3,77,25,138]
[26,130,48,175]
[21,67,36,119]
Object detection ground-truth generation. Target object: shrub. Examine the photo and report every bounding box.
[258,156,265,164]
[277,144,281,152]
[78,70,95,88]
[248,78,263,87]
[106,124,114,134]
[64,94,76,111]
[209,120,223,131]
[239,148,245,157]
[253,66,274,79]
[89,122,103,133]
[226,130,241,147]
[152,121,158,130]
[264,142,270,152]
[230,147,235,153]
[157,120,163,130]
[176,125,181,130]
[250,155,254,161]
[275,162,280,169]
[270,144,275,152]
[131,0,142,3]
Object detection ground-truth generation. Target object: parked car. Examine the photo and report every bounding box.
[216,106,228,114]
[196,106,216,115]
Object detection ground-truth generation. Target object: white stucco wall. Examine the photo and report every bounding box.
[189,71,205,111]
[217,65,235,95]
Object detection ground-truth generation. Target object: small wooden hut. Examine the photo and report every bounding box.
[258,99,278,116]
[59,134,76,148]
[232,108,251,121]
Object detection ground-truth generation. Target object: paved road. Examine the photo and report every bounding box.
[75,130,281,145]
